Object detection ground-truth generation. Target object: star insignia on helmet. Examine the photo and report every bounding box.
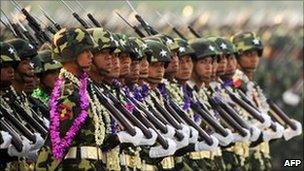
[166,38,173,45]
[179,47,186,53]
[220,43,227,49]
[29,62,34,68]
[252,38,260,45]
[142,43,148,49]
[28,44,34,49]
[209,45,215,51]
[110,35,114,41]
[114,40,119,46]
[8,47,15,54]
[160,49,167,57]
[120,40,126,46]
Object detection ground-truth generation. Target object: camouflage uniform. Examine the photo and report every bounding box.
[31,50,62,107]
[35,28,109,171]
[232,32,271,171]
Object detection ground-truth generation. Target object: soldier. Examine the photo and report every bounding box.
[0,41,31,171]
[35,27,110,170]
[31,50,63,107]
[231,32,282,171]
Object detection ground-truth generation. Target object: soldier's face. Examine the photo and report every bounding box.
[77,50,93,72]
[217,54,227,76]
[15,59,35,82]
[176,55,193,81]
[139,56,149,79]
[165,53,179,76]
[24,75,38,94]
[119,52,131,77]
[211,58,218,79]
[148,62,165,84]
[238,49,260,72]
[194,57,213,80]
[41,69,60,93]
[224,54,237,78]
[0,64,14,88]
[125,60,140,84]
[93,50,112,74]
[108,54,120,78]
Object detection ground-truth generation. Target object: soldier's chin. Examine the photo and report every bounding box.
[82,66,91,72]
[0,81,12,88]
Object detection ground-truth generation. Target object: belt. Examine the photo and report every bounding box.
[189,151,211,160]
[142,163,155,171]
[65,146,104,161]
[161,156,175,169]
[120,153,142,169]
[225,142,249,157]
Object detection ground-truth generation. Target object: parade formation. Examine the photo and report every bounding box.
[0,1,303,171]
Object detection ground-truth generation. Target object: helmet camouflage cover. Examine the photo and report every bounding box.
[189,38,221,60]
[5,38,37,59]
[52,27,97,62]
[87,27,119,53]
[143,38,171,67]
[206,36,237,55]
[0,42,21,67]
[231,32,263,57]
[174,38,195,58]
[32,50,62,74]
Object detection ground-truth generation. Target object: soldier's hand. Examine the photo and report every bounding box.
[117,126,144,146]
[0,131,12,149]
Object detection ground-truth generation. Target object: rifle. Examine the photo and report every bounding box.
[0,115,23,152]
[75,0,102,28]
[91,84,137,136]
[15,19,39,48]
[39,6,62,31]
[60,0,90,29]
[188,25,201,38]
[115,11,145,38]
[28,96,50,119]
[0,18,19,38]
[121,92,185,141]
[267,99,297,130]
[168,98,214,145]
[1,9,24,39]
[0,107,37,143]
[155,11,187,40]
[10,0,51,43]
[10,100,48,137]
[191,92,229,136]
[126,0,158,35]
[104,88,153,139]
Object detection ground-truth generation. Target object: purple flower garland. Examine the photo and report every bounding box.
[49,73,89,160]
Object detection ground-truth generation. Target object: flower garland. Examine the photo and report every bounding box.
[32,88,50,106]
[89,84,110,145]
[49,69,89,160]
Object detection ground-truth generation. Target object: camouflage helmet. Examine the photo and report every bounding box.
[86,27,119,53]
[0,42,21,67]
[32,50,62,74]
[206,36,237,55]
[127,37,145,61]
[143,39,171,68]
[189,38,221,60]
[5,38,37,59]
[174,38,195,58]
[231,32,263,57]
[52,27,97,62]
[147,34,179,52]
